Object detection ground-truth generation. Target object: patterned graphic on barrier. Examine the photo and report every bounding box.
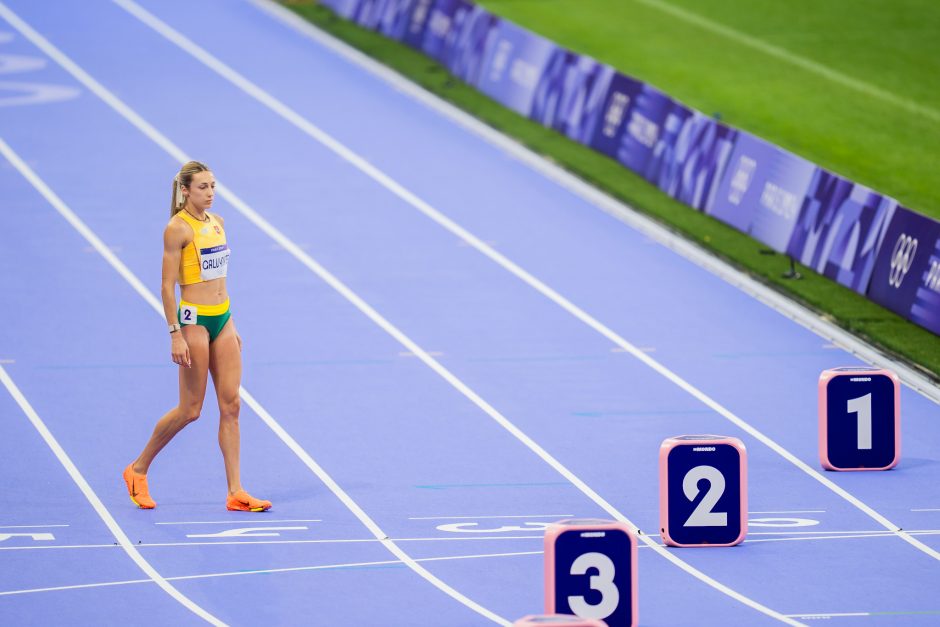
[614,83,673,175]
[475,19,558,116]
[868,207,940,333]
[647,110,738,212]
[707,131,816,252]
[587,70,645,160]
[446,6,500,86]
[786,171,898,294]
[402,0,435,47]
[417,0,475,64]
[530,51,613,145]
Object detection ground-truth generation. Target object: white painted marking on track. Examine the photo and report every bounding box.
[408,514,573,520]
[6,529,939,553]
[186,526,308,539]
[436,522,550,534]
[749,518,820,528]
[0,549,543,597]
[0,18,508,620]
[0,363,224,626]
[0,524,68,529]
[155,518,321,525]
[0,532,54,542]
[788,612,871,619]
[749,510,825,515]
[632,0,940,126]
[913,508,940,512]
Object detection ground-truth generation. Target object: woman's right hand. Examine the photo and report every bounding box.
[171,333,191,368]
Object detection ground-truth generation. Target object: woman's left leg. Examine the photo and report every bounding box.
[209,318,243,493]
[209,318,270,511]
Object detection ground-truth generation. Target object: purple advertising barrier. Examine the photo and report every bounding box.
[645,108,738,212]
[444,7,501,87]
[786,170,898,293]
[530,52,614,145]
[320,0,360,19]
[402,0,435,48]
[319,0,417,41]
[615,83,675,175]
[419,0,475,65]
[587,71,646,160]
[707,132,816,251]
[868,207,940,334]
[475,20,559,117]
[375,0,423,40]
[643,99,694,188]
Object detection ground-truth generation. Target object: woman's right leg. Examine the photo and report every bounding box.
[132,326,211,474]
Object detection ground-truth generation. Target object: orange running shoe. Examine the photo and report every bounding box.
[226,490,271,512]
[122,464,156,509]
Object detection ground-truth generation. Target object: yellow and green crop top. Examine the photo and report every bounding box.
[176,210,230,286]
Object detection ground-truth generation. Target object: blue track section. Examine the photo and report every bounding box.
[1,1,938,625]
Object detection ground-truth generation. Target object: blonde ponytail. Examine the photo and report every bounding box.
[169,161,211,218]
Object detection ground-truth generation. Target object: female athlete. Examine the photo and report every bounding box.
[123,161,271,512]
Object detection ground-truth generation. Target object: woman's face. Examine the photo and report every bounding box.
[184,171,215,211]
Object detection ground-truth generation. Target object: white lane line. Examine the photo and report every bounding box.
[0,25,505,624]
[748,511,825,515]
[0,578,152,597]
[0,549,542,597]
[155,519,321,525]
[408,514,574,520]
[143,0,939,566]
[7,528,939,553]
[0,524,70,529]
[632,0,940,125]
[0,535,546,552]
[744,531,940,545]
[788,612,871,619]
[913,509,940,512]
[20,5,794,624]
[0,544,120,551]
[253,0,940,409]
[0,364,223,626]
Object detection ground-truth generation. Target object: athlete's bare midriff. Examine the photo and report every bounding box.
[180,277,228,305]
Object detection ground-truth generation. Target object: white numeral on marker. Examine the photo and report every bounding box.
[568,552,619,619]
[683,465,727,527]
[847,393,873,450]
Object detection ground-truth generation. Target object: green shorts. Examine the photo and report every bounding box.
[178,298,232,343]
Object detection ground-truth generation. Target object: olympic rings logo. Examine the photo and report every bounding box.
[888,233,918,288]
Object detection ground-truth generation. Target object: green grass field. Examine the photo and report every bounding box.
[284,1,940,380]
[478,0,940,219]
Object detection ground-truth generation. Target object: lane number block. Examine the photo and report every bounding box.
[544,518,637,627]
[659,435,747,547]
[818,367,900,471]
[513,614,607,626]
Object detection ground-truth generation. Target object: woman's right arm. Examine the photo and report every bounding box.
[162,220,190,368]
